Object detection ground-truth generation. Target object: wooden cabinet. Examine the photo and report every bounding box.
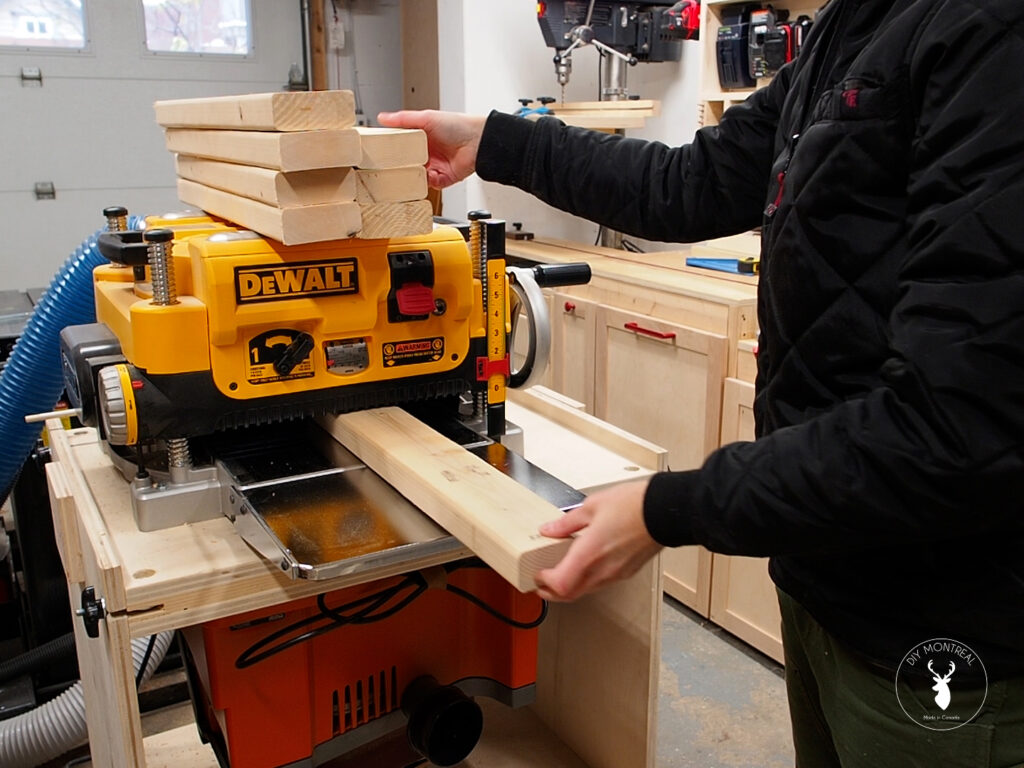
[593,306,727,469]
[550,292,597,412]
[594,306,727,615]
[507,238,758,617]
[707,370,784,664]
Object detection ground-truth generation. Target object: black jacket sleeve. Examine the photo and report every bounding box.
[643,2,1024,555]
[475,66,794,243]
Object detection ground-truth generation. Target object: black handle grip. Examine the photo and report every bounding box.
[97,231,149,267]
[529,262,591,288]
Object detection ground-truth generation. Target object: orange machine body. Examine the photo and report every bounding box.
[182,565,542,768]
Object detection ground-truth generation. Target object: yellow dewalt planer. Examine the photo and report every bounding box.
[62,206,589,537]
[59,207,591,768]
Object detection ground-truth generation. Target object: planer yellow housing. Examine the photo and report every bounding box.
[89,217,497,441]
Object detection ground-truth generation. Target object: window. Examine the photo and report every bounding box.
[0,1,86,49]
[141,0,251,55]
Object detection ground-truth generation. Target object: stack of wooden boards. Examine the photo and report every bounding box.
[154,90,432,245]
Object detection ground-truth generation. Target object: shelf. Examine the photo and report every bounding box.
[700,90,754,103]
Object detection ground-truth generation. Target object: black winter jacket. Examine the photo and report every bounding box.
[477,0,1024,677]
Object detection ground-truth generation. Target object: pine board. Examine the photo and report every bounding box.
[357,200,434,239]
[154,90,356,131]
[317,408,571,593]
[355,126,429,169]
[355,166,428,204]
[175,155,356,207]
[177,179,361,245]
[164,128,361,172]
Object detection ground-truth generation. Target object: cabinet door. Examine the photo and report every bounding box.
[709,377,784,663]
[593,305,727,615]
[550,292,597,413]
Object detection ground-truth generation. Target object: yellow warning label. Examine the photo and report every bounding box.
[383,337,444,367]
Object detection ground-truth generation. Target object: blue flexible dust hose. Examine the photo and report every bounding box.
[0,217,141,505]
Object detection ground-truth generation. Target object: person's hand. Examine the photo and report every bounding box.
[377,110,486,189]
[535,479,663,602]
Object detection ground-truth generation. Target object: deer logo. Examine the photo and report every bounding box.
[928,660,955,711]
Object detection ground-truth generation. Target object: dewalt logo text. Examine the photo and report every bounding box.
[235,259,359,304]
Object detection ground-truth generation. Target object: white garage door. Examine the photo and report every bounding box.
[0,0,303,290]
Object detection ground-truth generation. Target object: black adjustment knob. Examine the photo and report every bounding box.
[518,98,533,107]
[103,206,128,218]
[538,96,556,105]
[76,586,106,639]
[467,210,492,221]
[274,332,315,375]
[144,228,174,244]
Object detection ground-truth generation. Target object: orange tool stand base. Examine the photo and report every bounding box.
[182,561,543,768]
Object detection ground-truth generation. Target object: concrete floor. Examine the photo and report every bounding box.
[657,597,794,768]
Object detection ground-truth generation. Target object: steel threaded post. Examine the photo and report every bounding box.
[144,228,178,306]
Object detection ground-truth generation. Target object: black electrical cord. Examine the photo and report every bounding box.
[445,584,548,630]
[135,633,157,689]
[235,573,427,669]
[234,561,549,669]
[442,558,548,629]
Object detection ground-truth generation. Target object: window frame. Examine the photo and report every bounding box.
[138,0,256,60]
[0,1,92,54]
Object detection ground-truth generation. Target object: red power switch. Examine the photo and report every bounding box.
[395,282,436,316]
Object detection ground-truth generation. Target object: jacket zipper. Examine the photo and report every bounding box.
[764,133,800,218]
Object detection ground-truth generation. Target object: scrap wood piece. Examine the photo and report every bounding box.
[154,90,356,131]
[355,126,429,169]
[317,408,570,593]
[177,179,361,245]
[175,155,357,207]
[165,127,361,172]
[355,166,428,204]
[357,200,434,239]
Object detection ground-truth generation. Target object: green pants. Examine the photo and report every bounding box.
[777,589,1024,768]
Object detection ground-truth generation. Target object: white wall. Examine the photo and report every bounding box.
[0,0,304,291]
[324,0,403,125]
[436,1,701,248]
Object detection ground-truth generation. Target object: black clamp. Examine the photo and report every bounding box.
[77,586,106,639]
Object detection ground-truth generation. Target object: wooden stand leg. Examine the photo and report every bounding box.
[67,582,146,766]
